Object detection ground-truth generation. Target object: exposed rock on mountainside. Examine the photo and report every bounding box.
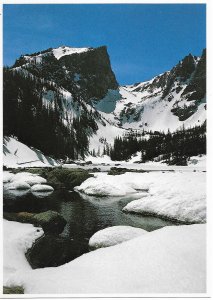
[109,49,206,131]
[3,45,206,161]
[13,45,118,103]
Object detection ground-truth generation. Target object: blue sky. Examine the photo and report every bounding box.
[3,4,206,85]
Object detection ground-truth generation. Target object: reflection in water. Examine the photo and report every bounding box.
[31,191,54,198]
[3,188,31,199]
[4,189,177,257]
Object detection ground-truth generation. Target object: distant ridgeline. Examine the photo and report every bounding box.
[3,46,206,162]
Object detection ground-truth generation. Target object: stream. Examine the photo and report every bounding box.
[4,188,178,267]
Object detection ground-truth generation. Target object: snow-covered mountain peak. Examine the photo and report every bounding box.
[19,45,93,64]
[104,49,206,132]
[52,46,92,60]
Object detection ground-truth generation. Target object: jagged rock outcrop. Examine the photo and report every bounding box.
[111,49,206,130]
[13,45,118,103]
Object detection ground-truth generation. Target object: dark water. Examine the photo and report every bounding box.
[4,189,177,264]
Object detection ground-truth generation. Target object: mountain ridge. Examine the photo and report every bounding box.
[3,45,206,160]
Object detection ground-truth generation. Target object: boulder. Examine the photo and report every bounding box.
[32,210,66,234]
[26,235,84,268]
[3,210,66,235]
[46,167,93,189]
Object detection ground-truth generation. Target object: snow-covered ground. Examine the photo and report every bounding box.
[3,220,44,285]
[65,154,206,172]
[3,136,59,168]
[103,78,206,132]
[75,171,206,223]
[5,224,206,294]
[89,225,147,249]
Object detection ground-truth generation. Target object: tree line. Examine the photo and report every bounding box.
[109,124,206,165]
[3,68,98,159]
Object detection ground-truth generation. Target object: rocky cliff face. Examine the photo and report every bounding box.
[13,45,118,103]
[4,45,123,159]
[106,49,206,131]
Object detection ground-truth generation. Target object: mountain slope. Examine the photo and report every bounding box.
[3,46,206,161]
[13,45,118,104]
[4,45,125,159]
[101,49,206,132]
[3,136,59,168]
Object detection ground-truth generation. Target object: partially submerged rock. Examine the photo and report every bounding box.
[4,210,66,235]
[5,167,93,190]
[46,167,93,189]
[32,210,66,234]
[26,235,82,268]
[108,167,146,175]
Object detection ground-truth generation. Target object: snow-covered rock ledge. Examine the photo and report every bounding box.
[5,224,206,294]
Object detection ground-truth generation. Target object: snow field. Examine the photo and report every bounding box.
[89,225,147,249]
[3,136,59,168]
[5,224,206,294]
[52,46,91,60]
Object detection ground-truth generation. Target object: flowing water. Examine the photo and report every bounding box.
[4,188,177,266]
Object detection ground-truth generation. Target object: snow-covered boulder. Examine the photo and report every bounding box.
[31,184,54,192]
[13,172,47,186]
[5,224,206,293]
[3,220,43,284]
[75,173,149,197]
[6,180,31,190]
[3,172,15,183]
[89,226,147,249]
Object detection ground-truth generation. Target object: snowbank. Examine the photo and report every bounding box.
[3,136,59,168]
[188,155,206,167]
[5,180,31,190]
[123,172,206,223]
[75,172,149,197]
[75,171,206,223]
[5,224,206,294]
[4,171,49,192]
[3,220,43,285]
[12,172,47,186]
[3,171,15,183]
[31,184,54,192]
[89,225,147,249]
